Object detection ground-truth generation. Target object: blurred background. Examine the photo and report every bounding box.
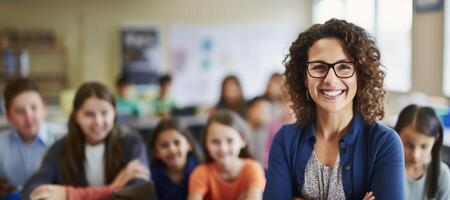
[0,0,450,142]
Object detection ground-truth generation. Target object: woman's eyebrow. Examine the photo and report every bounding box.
[307,59,354,63]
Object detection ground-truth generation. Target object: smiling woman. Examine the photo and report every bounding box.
[263,18,405,200]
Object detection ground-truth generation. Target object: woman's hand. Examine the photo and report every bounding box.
[30,184,67,200]
[111,159,150,187]
[363,191,375,200]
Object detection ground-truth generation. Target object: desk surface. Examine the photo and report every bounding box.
[119,115,208,131]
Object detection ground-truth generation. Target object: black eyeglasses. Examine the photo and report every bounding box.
[306,60,356,78]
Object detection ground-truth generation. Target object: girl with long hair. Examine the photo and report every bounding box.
[22,82,150,200]
[149,117,202,200]
[395,104,449,199]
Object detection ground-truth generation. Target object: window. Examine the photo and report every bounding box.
[312,0,412,92]
[443,0,450,96]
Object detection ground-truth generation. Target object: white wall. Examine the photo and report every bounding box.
[1,0,447,110]
[0,0,310,88]
[412,9,444,96]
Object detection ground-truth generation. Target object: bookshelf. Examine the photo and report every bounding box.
[0,29,67,104]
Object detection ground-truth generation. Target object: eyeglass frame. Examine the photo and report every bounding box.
[306,60,356,78]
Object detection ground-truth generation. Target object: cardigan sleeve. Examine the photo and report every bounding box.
[369,129,405,200]
[263,126,294,200]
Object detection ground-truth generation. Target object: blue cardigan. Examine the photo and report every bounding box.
[263,115,405,200]
[150,154,198,200]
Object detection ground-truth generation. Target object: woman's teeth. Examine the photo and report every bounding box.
[321,90,344,97]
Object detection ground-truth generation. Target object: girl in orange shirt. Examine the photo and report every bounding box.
[188,110,265,200]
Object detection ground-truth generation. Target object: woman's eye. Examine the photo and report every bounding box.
[311,64,328,72]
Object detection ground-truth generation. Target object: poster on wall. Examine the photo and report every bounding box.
[121,25,162,85]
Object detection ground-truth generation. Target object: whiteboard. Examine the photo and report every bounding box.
[169,24,297,106]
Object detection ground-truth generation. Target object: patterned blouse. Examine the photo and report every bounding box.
[301,151,346,200]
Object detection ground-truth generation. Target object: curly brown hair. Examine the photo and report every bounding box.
[284,18,385,126]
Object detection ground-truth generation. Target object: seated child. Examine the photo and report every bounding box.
[150,117,203,200]
[151,74,178,117]
[244,96,272,165]
[115,75,143,118]
[395,104,450,200]
[21,82,150,200]
[188,110,265,200]
[0,78,57,198]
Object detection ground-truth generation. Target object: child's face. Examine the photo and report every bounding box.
[206,122,246,165]
[75,97,115,145]
[223,80,241,103]
[154,129,192,170]
[6,91,47,140]
[117,84,131,97]
[247,100,272,128]
[267,76,282,100]
[400,125,436,168]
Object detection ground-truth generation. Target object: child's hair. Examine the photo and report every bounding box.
[61,82,124,185]
[217,75,244,104]
[394,104,443,199]
[264,72,282,100]
[246,96,270,110]
[203,110,252,162]
[116,75,132,87]
[159,74,172,86]
[3,77,41,112]
[150,117,203,162]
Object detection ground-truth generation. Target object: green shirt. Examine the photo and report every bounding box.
[116,97,143,117]
[151,97,177,116]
